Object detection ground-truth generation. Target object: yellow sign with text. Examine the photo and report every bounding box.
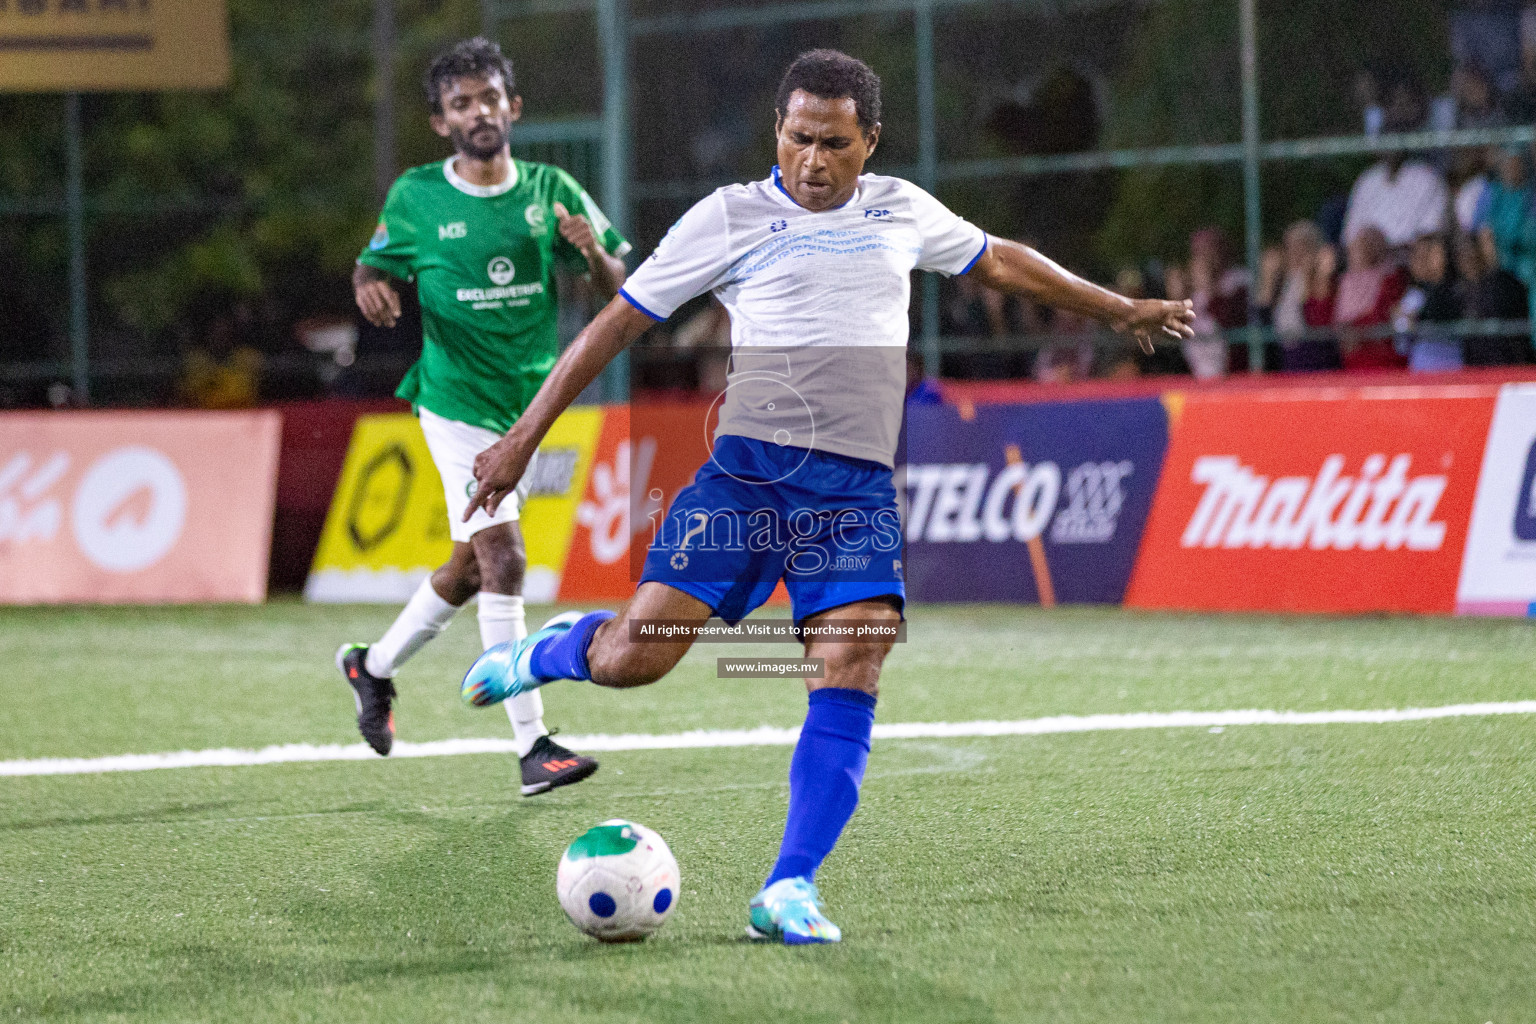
[0,0,229,93]
[305,410,606,604]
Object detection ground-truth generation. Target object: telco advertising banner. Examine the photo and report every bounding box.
[901,398,1168,604]
[1457,383,1536,616]
[0,411,280,604]
[1127,387,1498,615]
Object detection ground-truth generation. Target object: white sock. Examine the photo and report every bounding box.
[365,579,460,678]
[479,592,549,758]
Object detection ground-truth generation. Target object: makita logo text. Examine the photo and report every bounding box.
[1182,454,1448,552]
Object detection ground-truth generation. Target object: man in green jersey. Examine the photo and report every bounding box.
[338,37,628,795]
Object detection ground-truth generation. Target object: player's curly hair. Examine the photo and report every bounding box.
[775,49,882,132]
[424,37,516,114]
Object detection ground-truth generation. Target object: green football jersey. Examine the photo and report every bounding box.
[358,157,629,433]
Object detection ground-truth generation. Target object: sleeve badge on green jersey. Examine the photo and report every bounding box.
[369,222,390,250]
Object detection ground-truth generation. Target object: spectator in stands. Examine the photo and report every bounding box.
[179,309,263,409]
[1451,1,1522,94]
[1432,63,1507,132]
[1258,220,1339,371]
[1503,7,1536,119]
[1343,78,1448,250]
[1396,233,1465,372]
[1451,148,1492,234]
[1316,226,1409,370]
[1459,230,1534,364]
[1353,69,1385,137]
[1165,227,1248,380]
[1032,309,1096,385]
[1477,146,1535,285]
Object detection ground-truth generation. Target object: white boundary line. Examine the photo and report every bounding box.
[3,701,1534,779]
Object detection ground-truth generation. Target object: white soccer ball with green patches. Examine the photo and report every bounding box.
[557,819,680,942]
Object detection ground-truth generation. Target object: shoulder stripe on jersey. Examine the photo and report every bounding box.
[959,235,989,275]
[620,287,666,322]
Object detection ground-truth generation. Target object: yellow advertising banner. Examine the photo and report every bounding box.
[0,0,230,93]
[305,409,606,604]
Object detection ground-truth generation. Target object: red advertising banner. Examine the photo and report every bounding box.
[1126,387,1498,614]
[0,411,281,604]
[560,403,714,601]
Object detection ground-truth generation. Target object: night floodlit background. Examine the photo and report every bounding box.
[2,3,1535,1023]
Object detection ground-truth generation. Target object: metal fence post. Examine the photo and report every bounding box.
[373,0,397,203]
[598,0,631,403]
[915,0,941,377]
[1239,0,1264,372]
[65,92,89,405]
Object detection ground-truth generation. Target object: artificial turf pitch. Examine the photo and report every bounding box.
[1,603,1533,1022]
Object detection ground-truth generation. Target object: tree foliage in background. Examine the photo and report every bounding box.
[1096,0,1453,268]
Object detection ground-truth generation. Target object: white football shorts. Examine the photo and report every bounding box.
[418,407,533,543]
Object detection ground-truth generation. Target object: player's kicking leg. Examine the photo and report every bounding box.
[461,587,898,943]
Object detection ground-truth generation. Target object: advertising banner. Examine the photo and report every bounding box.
[1126,387,1498,614]
[305,410,604,603]
[0,411,279,604]
[0,0,230,93]
[1457,383,1536,616]
[901,398,1169,604]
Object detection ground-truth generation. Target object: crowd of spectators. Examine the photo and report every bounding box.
[918,7,1536,386]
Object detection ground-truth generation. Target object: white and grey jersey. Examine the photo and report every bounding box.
[620,168,987,467]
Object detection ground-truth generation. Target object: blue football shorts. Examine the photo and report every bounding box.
[640,434,906,626]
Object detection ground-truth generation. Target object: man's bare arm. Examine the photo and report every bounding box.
[968,236,1195,352]
[554,201,627,300]
[466,296,655,517]
[353,263,403,328]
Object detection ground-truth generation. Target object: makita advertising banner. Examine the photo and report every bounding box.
[901,398,1168,603]
[1126,387,1499,615]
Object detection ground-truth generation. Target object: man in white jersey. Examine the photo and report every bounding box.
[457,50,1195,942]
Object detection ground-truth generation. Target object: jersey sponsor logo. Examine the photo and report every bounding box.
[1180,454,1449,552]
[368,222,389,251]
[438,221,467,240]
[456,256,544,307]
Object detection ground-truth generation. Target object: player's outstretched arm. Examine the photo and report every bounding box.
[466,296,655,518]
[968,236,1195,353]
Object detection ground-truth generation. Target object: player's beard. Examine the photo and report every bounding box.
[452,121,508,162]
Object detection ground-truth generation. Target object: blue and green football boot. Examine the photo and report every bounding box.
[746,877,842,944]
[460,610,585,707]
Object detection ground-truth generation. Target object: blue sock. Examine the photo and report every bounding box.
[765,687,877,887]
[528,610,615,682]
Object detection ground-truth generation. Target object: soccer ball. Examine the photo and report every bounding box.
[557,819,680,942]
